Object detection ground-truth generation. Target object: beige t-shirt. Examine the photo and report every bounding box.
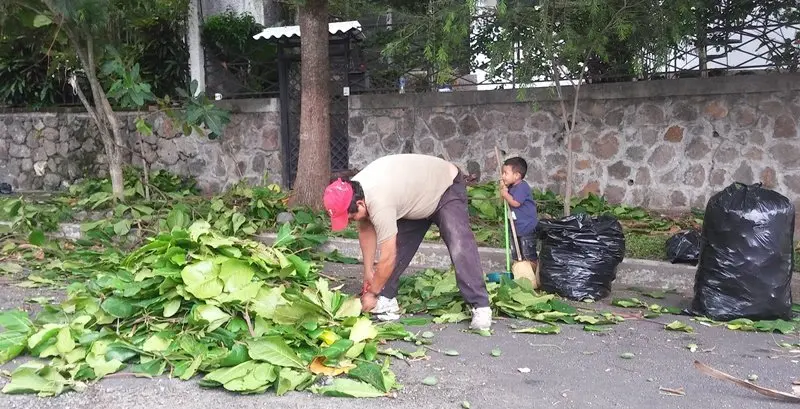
[352,154,458,243]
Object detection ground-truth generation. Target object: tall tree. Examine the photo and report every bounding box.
[292,0,331,209]
[0,0,227,201]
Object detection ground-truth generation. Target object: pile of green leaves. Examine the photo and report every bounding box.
[465,182,701,255]
[0,221,410,398]
[397,269,624,333]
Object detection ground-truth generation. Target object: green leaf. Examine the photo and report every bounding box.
[421,331,435,339]
[162,299,181,318]
[193,304,231,332]
[0,309,33,333]
[142,334,171,352]
[101,296,137,318]
[0,312,32,363]
[28,230,45,246]
[33,15,52,28]
[181,260,223,300]
[349,361,392,392]
[166,208,189,230]
[511,324,561,335]
[219,344,250,367]
[421,376,438,386]
[250,286,286,320]
[311,378,386,398]
[620,352,635,359]
[135,117,153,136]
[113,219,131,236]
[444,349,460,356]
[131,359,166,378]
[399,317,430,326]
[664,321,694,333]
[462,401,472,409]
[334,297,362,319]
[1,362,70,397]
[349,318,378,343]
[275,368,311,396]
[753,319,796,334]
[247,336,305,368]
[584,325,613,332]
[320,339,354,362]
[55,327,75,355]
[218,259,255,293]
[490,348,502,357]
[611,298,645,308]
[0,262,23,274]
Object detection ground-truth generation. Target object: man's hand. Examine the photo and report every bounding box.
[360,266,374,295]
[361,292,377,312]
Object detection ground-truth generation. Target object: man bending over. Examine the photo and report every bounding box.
[323,154,492,330]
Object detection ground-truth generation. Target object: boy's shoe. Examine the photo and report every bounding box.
[470,307,492,331]
[371,296,400,321]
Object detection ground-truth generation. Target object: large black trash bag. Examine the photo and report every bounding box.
[0,182,11,195]
[690,182,795,321]
[537,213,626,301]
[666,230,702,265]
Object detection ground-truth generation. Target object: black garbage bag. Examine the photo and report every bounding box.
[690,182,795,321]
[666,230,702,265]
[537,213,626,301]
[0,182,11,195]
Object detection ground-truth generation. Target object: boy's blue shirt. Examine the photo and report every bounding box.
[508,180,538,236]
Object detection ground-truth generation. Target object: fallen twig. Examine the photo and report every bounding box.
[694,360,800,403]
[659,386,685,396]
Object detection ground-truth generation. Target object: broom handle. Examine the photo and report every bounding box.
[494,147,524,263]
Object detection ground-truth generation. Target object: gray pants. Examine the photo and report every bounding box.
[379,173,490,308]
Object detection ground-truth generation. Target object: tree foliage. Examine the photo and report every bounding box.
[0,0,189,107]
[0,0,229,200]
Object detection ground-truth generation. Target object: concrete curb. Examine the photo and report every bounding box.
[255,233,705,293]
[27,223,799,295]
[257,233,800,296]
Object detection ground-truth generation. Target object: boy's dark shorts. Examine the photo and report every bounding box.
[510,232,538,262]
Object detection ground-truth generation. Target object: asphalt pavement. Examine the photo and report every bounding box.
[1,263,799,409]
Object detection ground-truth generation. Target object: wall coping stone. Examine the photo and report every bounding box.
[0,97,279,116]
[349,73,800,110]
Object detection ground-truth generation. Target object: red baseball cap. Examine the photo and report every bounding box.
[323,178,354,231]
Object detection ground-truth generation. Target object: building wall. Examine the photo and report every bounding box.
[0,99,282,193]
[348,74,800,215]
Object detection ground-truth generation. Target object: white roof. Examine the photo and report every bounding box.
[253,21,364,41]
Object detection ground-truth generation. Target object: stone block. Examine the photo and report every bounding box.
[9,144,30,158]
[664,126,684,142]
[648,144,675,169]
[769,143,800,169]
[608,161,631,180]
[590,132,619,160]
[429,115,456,140]
[760,167,777,188]
[774,115,797,139]
[683,164,705,188]
[9,123,26,144]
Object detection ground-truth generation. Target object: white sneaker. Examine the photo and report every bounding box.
[371,296,400,321]
[470,307,492,331]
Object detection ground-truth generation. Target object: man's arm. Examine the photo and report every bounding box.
[358,220,378,284]
[367,235,397,295]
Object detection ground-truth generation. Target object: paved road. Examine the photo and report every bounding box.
[1,264,798,409]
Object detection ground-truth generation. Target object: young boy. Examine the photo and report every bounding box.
[500,157,539,264]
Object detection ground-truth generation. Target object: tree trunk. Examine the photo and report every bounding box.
[55,9,127,202]
[291,0,330,210]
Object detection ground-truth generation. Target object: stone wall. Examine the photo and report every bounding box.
[0,98,282,192]
[348,74,800,217]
